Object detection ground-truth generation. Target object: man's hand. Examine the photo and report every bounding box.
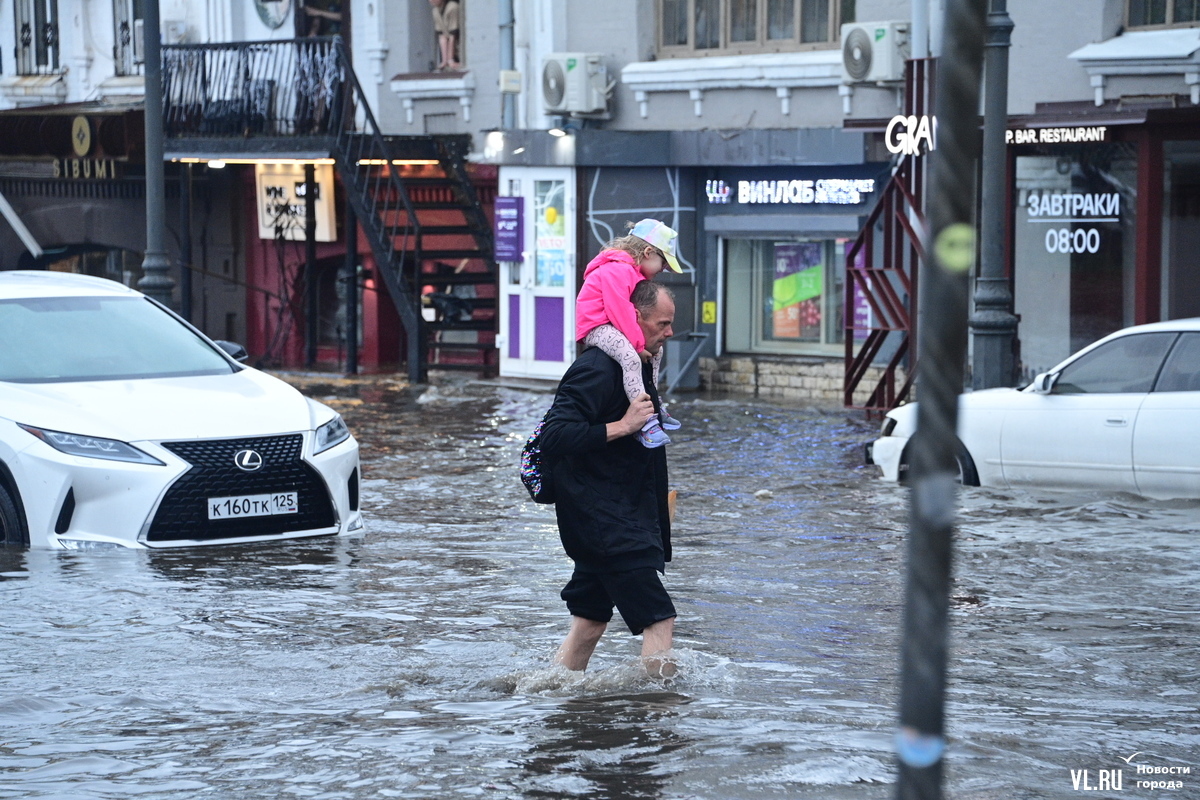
[606,392,655,441]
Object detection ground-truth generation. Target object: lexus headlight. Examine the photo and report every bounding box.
[313,415,351,454]
[19,424,164,465]
[880,416,897,437]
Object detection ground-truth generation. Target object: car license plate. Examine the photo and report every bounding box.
[207,492,298,520]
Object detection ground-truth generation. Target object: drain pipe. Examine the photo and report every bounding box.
[912,0,930,59]
[499,0,516,130]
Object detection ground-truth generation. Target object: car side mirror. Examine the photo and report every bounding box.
[1029,371,1057,394]
[215,340,249,362]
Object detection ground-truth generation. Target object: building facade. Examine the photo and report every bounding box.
[3,0,1198,396]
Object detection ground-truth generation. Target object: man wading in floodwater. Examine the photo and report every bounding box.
[538,280,678,677]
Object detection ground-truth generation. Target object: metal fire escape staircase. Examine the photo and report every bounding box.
[843,58,935,416]
[163,37,495,383]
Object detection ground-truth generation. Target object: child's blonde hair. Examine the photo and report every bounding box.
[603,222,661,264]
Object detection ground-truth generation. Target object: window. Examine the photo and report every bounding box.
[1052,333,1177,394]
[113,0,145,77]
[0,296,235,383]
[1127,0,1200,27]
[1154,333,1200,392]
[725,238,845,353]
[1012,144,1139,379]
[659,0,851,56]
[534,180,566,288]
[15,0,59,75]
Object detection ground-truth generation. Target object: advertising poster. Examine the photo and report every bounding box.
[771,242,823,340]
[254,163,336,242]
[494,196,523,262]
[534,180,566,288]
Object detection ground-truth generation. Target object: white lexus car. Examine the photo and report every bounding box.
[0,271,363,548]
[868,319,1200,499]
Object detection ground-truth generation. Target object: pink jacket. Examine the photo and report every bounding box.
[575,250,646,351]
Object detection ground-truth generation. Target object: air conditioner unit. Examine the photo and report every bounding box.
[542,53,608,115]
[840,21,910,84]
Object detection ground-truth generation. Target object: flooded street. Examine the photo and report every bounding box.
[1,376,1197,799]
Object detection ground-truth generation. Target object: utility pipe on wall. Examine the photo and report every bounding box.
[500,0,516,129]
[912,0,930,59]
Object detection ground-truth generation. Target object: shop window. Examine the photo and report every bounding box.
[1162,141,1200,320]
[659,0,852,56]
[1127,0,1200,28]
[724,238,844,354]
[1012,144,1138,379]
[15,0,59,75]
[113,0,145,77]
[317,258,361,350]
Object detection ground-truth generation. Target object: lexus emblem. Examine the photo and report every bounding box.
[233,449,264,472]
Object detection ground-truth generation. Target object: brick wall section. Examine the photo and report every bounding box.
[698,356,906,406]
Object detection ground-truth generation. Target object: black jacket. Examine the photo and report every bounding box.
[539,348,671,573]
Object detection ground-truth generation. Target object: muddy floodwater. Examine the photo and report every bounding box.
[1,376,1197,799]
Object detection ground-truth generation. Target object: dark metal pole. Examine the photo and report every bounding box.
[137,0,175,306]
[969,0,1018,388]
[896,0,987,798]
[305,163,318,367]
[343,195,358,375]
[179,162,193,323]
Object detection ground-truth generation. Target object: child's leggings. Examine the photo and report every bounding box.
[583,323,662,404]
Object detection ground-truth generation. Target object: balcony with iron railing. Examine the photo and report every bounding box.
[161,37,497,380]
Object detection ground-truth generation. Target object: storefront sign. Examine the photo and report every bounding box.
[706,180,732,204]
[1026,191,1120,254]
[1006,126,1108,146]
[885,115,936,156]
[727,178,875,206]
[494,196,523,261]
[254,163,336,242]
[51,158,121,180]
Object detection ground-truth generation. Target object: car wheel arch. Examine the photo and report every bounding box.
[897,439,981,487]
[0,461,29,547]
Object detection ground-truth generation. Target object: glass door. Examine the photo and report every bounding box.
[498,167,576,380]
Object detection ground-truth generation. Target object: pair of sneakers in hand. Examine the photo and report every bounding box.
[638,404,681,449]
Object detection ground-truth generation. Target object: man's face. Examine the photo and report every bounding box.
[637,294,675,355]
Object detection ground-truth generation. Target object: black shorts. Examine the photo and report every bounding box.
[560,567,677,635]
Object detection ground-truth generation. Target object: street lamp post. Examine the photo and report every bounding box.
[969,0,1018,388]
[138,0,175,306]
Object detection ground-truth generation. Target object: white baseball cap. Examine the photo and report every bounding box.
[629,219,683,273]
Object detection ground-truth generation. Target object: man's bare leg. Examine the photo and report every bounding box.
[641,616,676,678]
[553,616,607,671]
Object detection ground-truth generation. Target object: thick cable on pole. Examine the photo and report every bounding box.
[894,0,987,798]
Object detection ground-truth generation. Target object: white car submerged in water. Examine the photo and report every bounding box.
[0,271,363,548]
[868,319,1200,499]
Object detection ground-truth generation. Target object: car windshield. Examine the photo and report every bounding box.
[0,295,237,383]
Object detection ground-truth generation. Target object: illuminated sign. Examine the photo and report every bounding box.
[706,180,732,204]
[52,158,120,180]
[1007,126,1108,145]
[885,115,936,156]
[1026,190,1120,255]
[254,163,336,242]
[734,178,875,205]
